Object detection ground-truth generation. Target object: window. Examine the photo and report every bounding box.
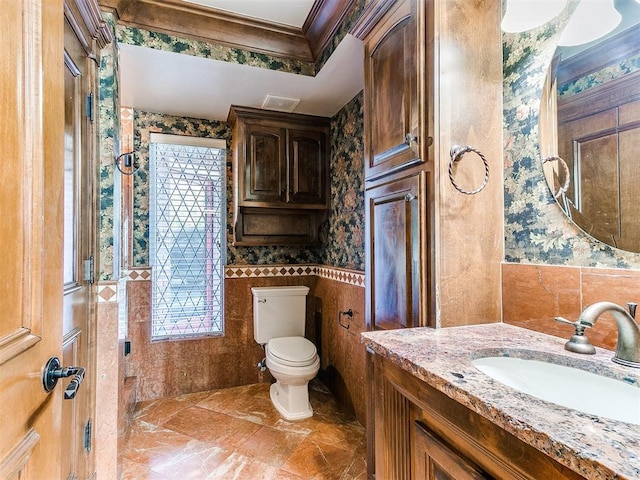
[149,134,226,339]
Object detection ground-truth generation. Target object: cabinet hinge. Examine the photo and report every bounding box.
[83,256,94,284]
[84,419,92,452]
[86,92,94,122]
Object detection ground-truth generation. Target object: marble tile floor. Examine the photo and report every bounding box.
[121,381,367,480]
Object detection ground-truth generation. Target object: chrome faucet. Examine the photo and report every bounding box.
[556,301,640,368]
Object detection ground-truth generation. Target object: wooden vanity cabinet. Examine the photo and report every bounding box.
[369,352,585,480]
[228,106,329,245]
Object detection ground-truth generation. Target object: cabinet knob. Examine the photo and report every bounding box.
[404,193,416,202]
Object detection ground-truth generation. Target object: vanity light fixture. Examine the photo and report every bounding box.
[501,0,568,33]
[558,0,621,46]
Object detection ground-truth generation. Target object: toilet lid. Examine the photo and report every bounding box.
[267,337,317,366]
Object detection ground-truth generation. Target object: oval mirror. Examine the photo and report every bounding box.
[540,0,640,253]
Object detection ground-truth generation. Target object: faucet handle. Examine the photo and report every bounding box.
[627,302,637,319]
[554,317,596,355]
[555,316,590,330]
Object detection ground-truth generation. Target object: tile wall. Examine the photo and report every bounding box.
[502,263,640,351]
[123,265,367,427]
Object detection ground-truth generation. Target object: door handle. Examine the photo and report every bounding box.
[42,356,85,400]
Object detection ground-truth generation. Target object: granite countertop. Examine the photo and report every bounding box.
[361,323,640,480]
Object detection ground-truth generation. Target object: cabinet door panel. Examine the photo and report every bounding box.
[413,422,490,480]
[367,175,421,330]
[288,129,327,206]
[364,0,421,179]
[244,124,286,203]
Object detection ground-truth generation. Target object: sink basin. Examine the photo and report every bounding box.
[472,355,640,425]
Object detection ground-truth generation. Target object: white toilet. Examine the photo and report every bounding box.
[252,286,320,421]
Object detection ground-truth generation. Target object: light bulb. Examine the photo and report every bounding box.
[501,0,568,33]
[558,0,622,46]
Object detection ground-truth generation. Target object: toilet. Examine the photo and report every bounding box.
[252,286,320,421]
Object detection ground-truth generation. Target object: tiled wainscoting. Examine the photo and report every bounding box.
[95,264,367,476]
[502,262,640,351]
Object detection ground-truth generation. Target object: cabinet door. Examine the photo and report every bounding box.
[413,422,490,480]
[288,129,328,206]
[364,0,421,179]
[243,123,286,203]
[366,175,421,330]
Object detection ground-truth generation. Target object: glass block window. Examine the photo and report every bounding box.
[149,134,226,339]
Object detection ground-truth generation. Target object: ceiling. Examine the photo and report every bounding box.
[118,0,364,121]
[182,0,316,27]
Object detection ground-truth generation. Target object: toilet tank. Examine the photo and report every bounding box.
[252,286,310,344]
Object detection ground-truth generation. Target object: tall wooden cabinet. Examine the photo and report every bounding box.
[355,0,503,330]
[228,106,329,246]
[357,0,432,333]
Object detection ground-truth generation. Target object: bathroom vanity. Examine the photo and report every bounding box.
[362,323,640,479]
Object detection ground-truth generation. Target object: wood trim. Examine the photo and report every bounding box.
[227,105,331,128]
[557,69,640,124]
[556,24,640,86]
[98,0,314,61]
[303,0,357,59]
[0,329,41,366]
[64,0,113,54]
[350,0,397,39]
[0,429,40,480]
[23,0,45,341]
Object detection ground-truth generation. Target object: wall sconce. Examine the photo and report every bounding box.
[115,151,139,176]
[501,0,568,32]
[558,0,621,46]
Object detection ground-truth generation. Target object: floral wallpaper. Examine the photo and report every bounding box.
[558,52,640,98]
[98,13,120,281]
[503,6,640,268]
[117,25,315,77]
[323,92,365,271]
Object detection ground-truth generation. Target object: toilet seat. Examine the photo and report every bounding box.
[267,336,317,367]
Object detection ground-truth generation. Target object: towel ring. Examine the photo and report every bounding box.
[542,155,570,199]
[449,145,490,195]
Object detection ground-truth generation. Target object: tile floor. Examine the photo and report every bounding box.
[121,381,367,479]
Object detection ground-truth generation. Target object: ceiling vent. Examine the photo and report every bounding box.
[261,94,300,113]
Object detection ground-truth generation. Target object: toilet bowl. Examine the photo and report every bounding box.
[265,336,320,421]
[252,286,319,420]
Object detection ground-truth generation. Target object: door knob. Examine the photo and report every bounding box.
[42,356,85,399]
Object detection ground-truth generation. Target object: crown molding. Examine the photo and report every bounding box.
[99,0,314,61]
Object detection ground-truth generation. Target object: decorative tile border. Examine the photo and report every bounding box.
[122,269,152,281]
[315,265,365,287]
[225,264,365,287]
[225,264,317,278]
[97,283,118,303]
[110,265,364,288]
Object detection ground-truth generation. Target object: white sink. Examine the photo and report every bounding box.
[472,355,640,425]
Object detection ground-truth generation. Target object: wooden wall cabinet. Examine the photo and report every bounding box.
[370,353,585,480]
[362,0,424,181]
[228,106,329,245]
